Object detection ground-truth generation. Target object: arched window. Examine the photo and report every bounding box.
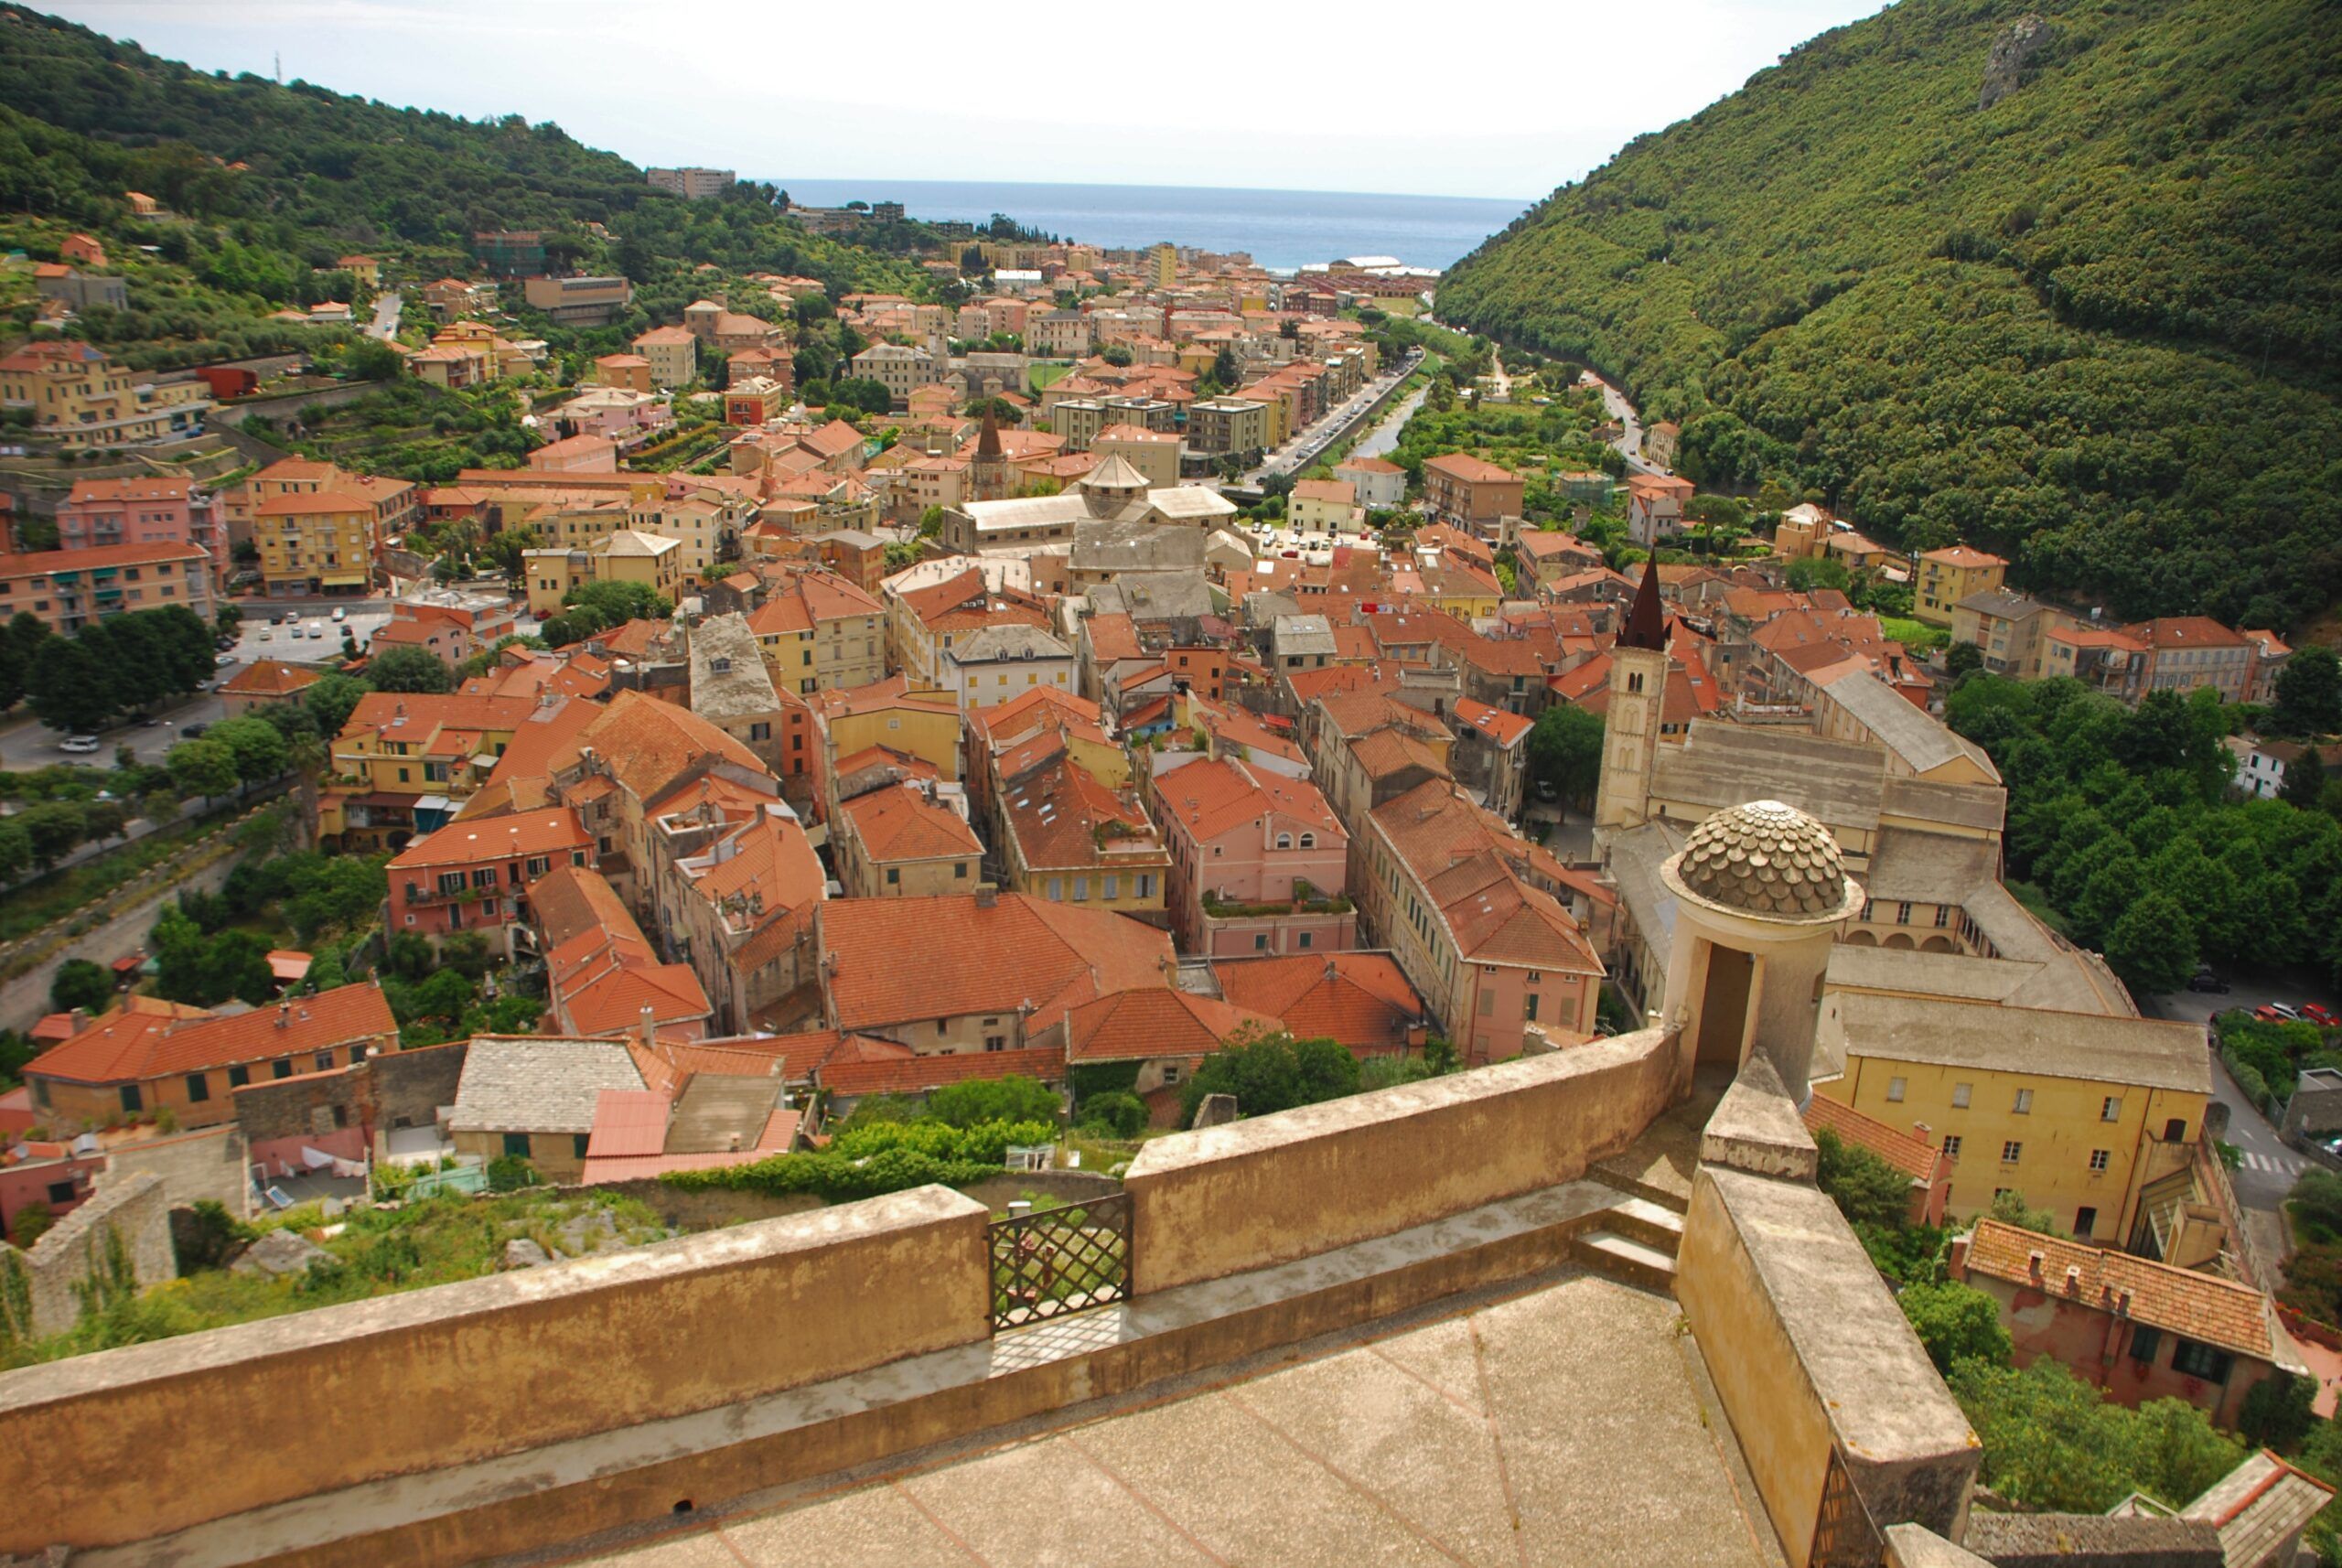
[1299,832,1316,849]
[1275,832,1293,849]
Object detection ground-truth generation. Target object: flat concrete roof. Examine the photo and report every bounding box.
[577,1271,1778,1567]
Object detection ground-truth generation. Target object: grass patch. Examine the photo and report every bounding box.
[1,1187,671,1369]
[1027,361,1072,392]
[0,811,237,948]
[1880,616,1950,653]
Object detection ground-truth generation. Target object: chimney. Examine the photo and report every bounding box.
[70,1008,90,1033]
[974,885,998,909]
[275,1001,292,1030]
[1947,1235,1970,1277]
[2064,1264,2081,1294]
[2026,1250,2045,1282]
[639,1004,657,1051]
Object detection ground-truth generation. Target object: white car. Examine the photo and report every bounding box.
[59,736,102,754]
[307,621,326,639]
[331,607,348,622]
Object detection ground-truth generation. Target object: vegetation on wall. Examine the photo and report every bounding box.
[1435,0,2342,628]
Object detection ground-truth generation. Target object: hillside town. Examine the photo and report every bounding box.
[5,15,2342,1565]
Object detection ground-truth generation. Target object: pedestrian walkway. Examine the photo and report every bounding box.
[2238,1149,2304,1177]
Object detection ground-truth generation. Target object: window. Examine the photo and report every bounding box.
[1933,906,1951,928]
[315,1051,335,1071]
[472,868,497,888]
[2001,1140,2023,1164]
[1162,1064,1181,1084]
[1526,993,1541,1022]
[47,1180,76,1206]
[1896,902,1912,925]
[228,1064,250,1088]
[1885,1077,1907,1102]
[1254,933,1269,950]
[2013,1088,2034,1114]
[1951,1082,1971,1109]
[1299,832,1316,848]
[749,722,770,742]
[273,1058,293,1079]
[2129,1326,2163,1365]
[2170,1339,2235,1383]
[2165,1118,2188,1142]
[1137,874,1153,898]
[1478,988,1496,1016]
[1073,877,1090,901]
[1941,1134,1961,1158]
[526,856,550,877]
[503,1133,531,1158]
[1047,878,1062,900]
[2075,1207,2098,1239]
[886,867,899,886]
[118,1082,145,1113]
[1275,832,1292,849]
[1298,931,1313,950]
[983,1034,1007,1051]
[574,1133,591,1160]
[2101,1096,2122,1122]
[185,1074,209,1103]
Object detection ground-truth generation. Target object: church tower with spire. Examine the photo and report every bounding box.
[969,413,1010,503]
[1595,564,1672,831]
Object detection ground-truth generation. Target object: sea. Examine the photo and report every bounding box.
[765,179,1530,274]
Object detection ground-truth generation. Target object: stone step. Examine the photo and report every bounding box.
[1588,1159,1693,1218]
[1604,1197,1685,1257]
[1573,1230,1679,1293]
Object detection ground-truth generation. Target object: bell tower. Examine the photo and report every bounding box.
[1595,564,1670,831]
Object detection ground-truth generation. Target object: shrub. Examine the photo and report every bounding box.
[8,1200,53,1249]
[925,1074,1060,1130]
[1076,1091,1147,1140]
[486,1155,539,1193]
[663,1118,1057,1202]
[173,1199,254,1273]
[2239,1371,2316,1452]
[1897,1281,2013,1374]
[1814,1128,1914,1230]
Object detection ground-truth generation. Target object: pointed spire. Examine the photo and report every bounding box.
[1621,562,1668,650]
[975,412,1003,461]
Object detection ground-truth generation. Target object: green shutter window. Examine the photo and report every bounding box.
[503,1133,531,1158]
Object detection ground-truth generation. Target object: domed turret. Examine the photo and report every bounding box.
[1668,800,1851,920]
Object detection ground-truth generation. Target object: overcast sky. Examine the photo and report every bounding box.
[48,0,1887,200]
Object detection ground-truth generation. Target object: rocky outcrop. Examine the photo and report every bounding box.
[1980,14,2053,109]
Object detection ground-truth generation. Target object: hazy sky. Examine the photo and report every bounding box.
[48,0,1887,200]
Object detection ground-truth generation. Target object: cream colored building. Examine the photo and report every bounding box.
[524,529,682,616]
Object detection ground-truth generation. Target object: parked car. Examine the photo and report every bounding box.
[2256,1004,2302,1024]
[331,606,348,622]
[2186,969,2229,993]
[307,621,326,639]
[58,736,101,754]
[257,629,272,640]
[2304,1004,2340,1028]
[182,724,208,739]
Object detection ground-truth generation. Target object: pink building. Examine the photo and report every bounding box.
[0,1139,104,1235]
[1151,756,1354,957]
[56,478,223,584]
[526,433,619,474]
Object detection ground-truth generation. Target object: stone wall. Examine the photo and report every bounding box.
[232,1060,366,1144]
[1123,1025,1683,1293]
[368,1039,468,1139]
[571,1167,1119,1232]
[0,1172,175,1340]
[0,1187,992,1555]
[1677,1162,1979,1565]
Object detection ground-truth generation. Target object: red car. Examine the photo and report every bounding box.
[2256,1004,2300,1024]
[2304,1004,2340,1028]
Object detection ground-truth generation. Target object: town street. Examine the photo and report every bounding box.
[1242,348,1424,484]
[365,289,403,340]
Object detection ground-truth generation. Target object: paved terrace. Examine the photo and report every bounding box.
[574,1268,1782,1568]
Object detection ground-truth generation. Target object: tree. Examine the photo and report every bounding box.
[303,672,370,739]
[828,376,891,415]
[1179,1030,1359,1125]
[49,958,114,1015]
[26,633,114,735]
[346,338,403,381]
[1813,1128,1914,1230]
[925,1074,1060,1130]
[1897,1281,2012,1374]
[1527,704,1605,808]
[2272,645,2342,738]
[208,929,278,1006]
[167,737,239,805]
[2103,889,2197,996]
[16,800,84,871]
[1988,1188,2063,1237]
[364,645,452,694]
[81,798,127,844]
[1785,555,1851,594]
[1076,1091,1147,1139]
[2281,752,2328,810]
[1943,641,1982,678]
[205,716,290,789]
[1951,1358,2243,1513]
[0,821,30,886]
[2239,1371,2316,1451]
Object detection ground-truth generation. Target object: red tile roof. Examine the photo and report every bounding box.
[1962,1219,2283,1362]
[1212,952,1424,1054]
[841,782,983,863]
[819,893,1173,1036]
[221,660,323,698]
[1802,1095,1941,1184]
[387,805,588,870]
[1063,988,1274,1063]
[31,986,396,1086]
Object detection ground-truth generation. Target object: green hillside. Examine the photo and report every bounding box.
[1436,0,2342,628]
[0,5,929,366]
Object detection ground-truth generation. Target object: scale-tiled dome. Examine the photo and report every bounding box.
[1675,800,1848,918]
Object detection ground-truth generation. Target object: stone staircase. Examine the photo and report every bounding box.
[1572,1191,1686,1294]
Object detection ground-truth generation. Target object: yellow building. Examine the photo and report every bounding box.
[1914,546,2010,627]
[317,691,541,851]
[813,677,963,799]
[254,489,375,596]
[1816,992,2211,1246]
[523,529,682,617]
[0,341,212,448]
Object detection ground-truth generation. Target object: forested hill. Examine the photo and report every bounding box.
[0,5,926,359]
[1436,0,2342,629]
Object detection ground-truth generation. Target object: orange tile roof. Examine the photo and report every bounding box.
[548,689,767,803]
[29,985,396,1087]
[841,782,983,863]
[819,893,1173,1036]
[1962,1219,2282,1362]
[1212,952,1424,1054]
[1153,756,1342,845]
[1423,452,1516,484]
[388,805,589,870]
[0,541,208,576]
[221,660,324,698]
[1063,988,1274,1063]
[1371,780,1602,976]
[1453,699,1532,748]
[23,996,211,1085]
[1802,1095,1941,1184]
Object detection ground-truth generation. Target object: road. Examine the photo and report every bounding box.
[0,849,242,1034]
[1242,349,1425,484]
[365,290,403,341]
[2143,968,2339,1211]
[1586,371,1664,477]
[0,686,228,771]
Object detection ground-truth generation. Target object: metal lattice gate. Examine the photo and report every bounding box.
[988,1195,1132,1330]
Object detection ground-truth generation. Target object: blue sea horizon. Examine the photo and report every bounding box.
[762,178,1531,273]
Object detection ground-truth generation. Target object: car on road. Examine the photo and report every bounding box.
[2304,1004,2340,1028]
[2256,1003,2302,1023]
[258,629,273,640]
[331,606,348,621]
[2187,968,2229,993]
[182,724,208,739]
[307,621,327,639]
[59,736,101,753]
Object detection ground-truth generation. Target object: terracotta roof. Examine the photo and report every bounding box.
[1153,756,1342,845]
[221,660,324,698]
[1064,988,1274,1063]
[819,893,1173,1036]
[840,782,983,863]
[548,689,766,802]
[1371,780,1602,976]
[1802,1095,1940,1185]
[1423,452,1516,484]
[1453,698,1532,748]
[529,863,637,951]
[1211,952,1423,1054]
[817,1043,1068,1098]
[31,986,395,1087]
[0,541,208,576]
[388,805,589,870]
[22,996,211,1085]
[1962,1219,2284,1362]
